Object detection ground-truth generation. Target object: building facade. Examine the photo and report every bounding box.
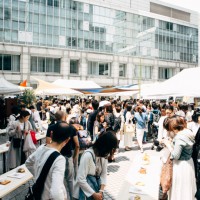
[0,0,198,87]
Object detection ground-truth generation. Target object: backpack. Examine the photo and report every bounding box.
[152,111,160,123]
[113,115,122,132]
[77,130,92,150]
[49,111,56,122]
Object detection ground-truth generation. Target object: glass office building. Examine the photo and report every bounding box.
[0,0,198,86]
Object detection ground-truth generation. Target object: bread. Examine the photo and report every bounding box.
[0,180,11,185]
[143,153,150,161]
[134,195,141,200]
[135,181,145,186]
[18,168,25,173]
[139,167,146,174]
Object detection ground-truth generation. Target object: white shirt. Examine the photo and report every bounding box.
[25,145,67,200]
[158,116,168,141]
[187,121,200,137]
[73,148,107,199]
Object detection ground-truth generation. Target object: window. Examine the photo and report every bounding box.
[30,57,60,73]
[119,64,126,77]
[0,54,20,72]
[88,61,110,76]
[134,66,152,79]
[159,68,174,79]
[70,60,79,74]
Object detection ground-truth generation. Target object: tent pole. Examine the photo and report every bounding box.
[139,58,142,99]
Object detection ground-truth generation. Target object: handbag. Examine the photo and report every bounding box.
[13,138,21,148]
[25,151,60,200]
[23,132,36,153]
[77,130,92,150]
[160,155,173,196]
[124,124,134,133]
[30,130,37,145]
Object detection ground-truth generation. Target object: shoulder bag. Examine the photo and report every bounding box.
[79,151,101,200]
[13,122,25,148]
[160,155,173,198]
[25,151,60,200]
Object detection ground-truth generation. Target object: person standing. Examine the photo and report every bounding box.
[7,110,32,169]
[163,116,196,200]
[26,122,70,200]
[46,111,80,200]
[124,104,134,151]
[87,100,99,140]
[134,106,147,153]
[73,132,118,200]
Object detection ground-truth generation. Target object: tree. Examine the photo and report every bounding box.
[21,89,36,107]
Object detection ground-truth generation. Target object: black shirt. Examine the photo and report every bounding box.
[36,101,42,111]
[46,122,77,157]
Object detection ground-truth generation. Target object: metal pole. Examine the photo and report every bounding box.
[139,57,142,99]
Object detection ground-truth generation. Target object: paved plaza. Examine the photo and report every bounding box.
[0,134,153,200]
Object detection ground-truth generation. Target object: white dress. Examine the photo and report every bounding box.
[124,111,134,147]
[168,129,196,200]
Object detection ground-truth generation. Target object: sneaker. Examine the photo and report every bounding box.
[140,149,144,153]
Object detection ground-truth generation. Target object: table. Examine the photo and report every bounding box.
[0,132,46,174]
[117,150,162,200]
[0,164,33,199]
[0,144,9,173]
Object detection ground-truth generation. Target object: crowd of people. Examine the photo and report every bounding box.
[5,96,200,200]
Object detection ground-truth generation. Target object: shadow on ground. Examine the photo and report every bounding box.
[107,165,120,173]
[115,156,130,163]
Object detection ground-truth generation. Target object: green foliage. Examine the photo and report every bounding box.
[21,89,36,107]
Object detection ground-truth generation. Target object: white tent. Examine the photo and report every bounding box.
[34,78,82,95]
[0,77,25,95]
[53,79,101,89]
[142,67,200,98]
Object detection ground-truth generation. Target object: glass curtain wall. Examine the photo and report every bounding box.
[0,0,198,64]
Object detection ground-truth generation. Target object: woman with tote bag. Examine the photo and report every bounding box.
[7,110,32,170]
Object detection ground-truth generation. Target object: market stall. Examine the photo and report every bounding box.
[34,78,82,96]
[0,78,26,95]
[142,67,200,98]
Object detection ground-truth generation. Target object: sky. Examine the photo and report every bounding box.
[161,0,200,13]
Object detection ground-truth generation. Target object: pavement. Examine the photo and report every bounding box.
[0,133,154,200]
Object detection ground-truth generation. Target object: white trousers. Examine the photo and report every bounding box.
[136,128,145,149]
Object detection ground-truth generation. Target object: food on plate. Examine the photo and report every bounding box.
[0,180,11,185]
[18,168,25,173]
[135,181,145,186]
[143,153,150,161]
[138,167,146,174]
[134,195,141,200]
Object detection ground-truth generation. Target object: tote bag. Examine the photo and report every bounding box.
[124,124,134,133]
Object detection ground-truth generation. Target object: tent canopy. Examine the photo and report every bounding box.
[142,67,200,98]
[53,79,101,89]
[0,77,25,95]
[34,78,82,95]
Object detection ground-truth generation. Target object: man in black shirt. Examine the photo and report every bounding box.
[87,100,99,140]
[46,111,79,200]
